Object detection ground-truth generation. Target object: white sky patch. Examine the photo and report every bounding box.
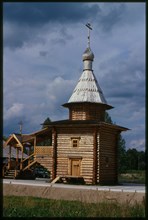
[129,139,145,152]
[4,103,24,120]
[46,76,75,105]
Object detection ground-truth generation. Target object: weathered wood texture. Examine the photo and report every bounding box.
[32,124,119,185]
[69,103,105,121]
[56,127,94,184]
[52,127,57,180]
[34,146,52,155]
[92,127,98,184]
[98,126,119,184]
[34,146,53,175]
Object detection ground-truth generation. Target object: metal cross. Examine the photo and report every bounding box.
[85,23,92,48]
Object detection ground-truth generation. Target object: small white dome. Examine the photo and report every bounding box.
[82,47,94,61]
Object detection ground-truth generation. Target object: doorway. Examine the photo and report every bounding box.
[70,159,81,176]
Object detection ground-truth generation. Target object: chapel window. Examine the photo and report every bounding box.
[71,137,80,148]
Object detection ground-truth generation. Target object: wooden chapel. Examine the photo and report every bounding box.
[3,24,128,184]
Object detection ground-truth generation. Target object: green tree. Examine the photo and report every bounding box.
[3,136,8,141]
[138,151,145,170]
[118,134,127,173]
[42,117,51,129]
[104,112,113,124]
[105,112,127,173]
[126,148,138,170]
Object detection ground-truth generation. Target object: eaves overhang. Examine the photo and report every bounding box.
[62,101,113,110]
[44,119,129,131]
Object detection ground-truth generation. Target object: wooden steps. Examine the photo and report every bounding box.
[35,155,52,172]
[22,160,37,171]
[51,176,61,184]
[3,169,21,179]
[4,169,16,179]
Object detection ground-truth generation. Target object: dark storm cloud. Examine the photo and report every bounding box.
[3,2,99,49]
[99,45,145,107]
[3,2,145,150]
[98,3,126,32]
[104,70,145,110]
[3,2,99,26]
[94,3,145,34]
[39,51,48,57]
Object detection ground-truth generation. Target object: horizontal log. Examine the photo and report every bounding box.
[99,149,116,152]
[81,161,94,164]
[57,143,94,146]
[57,135,93,138]
[82,171,93,174]
[57,147,94,151]
[57,129,94,134]
[81,166,93,169]
[100,138,116,142]
[57,154,94,158]
[99,147,116,151]
[99,166,117,169]
[100,170,117,174]
[36,160,52,164]
[57,153,94,157]
[100,143,116,147]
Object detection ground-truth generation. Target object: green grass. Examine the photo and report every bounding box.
[3,196,145,217]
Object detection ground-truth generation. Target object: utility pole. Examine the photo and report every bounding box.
[18,120,23,136]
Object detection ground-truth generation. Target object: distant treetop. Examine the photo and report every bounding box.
[42,117,51,128]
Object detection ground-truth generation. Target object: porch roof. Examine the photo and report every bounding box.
[3,145,28,159]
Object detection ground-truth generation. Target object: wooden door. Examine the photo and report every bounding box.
[71,159,81,176]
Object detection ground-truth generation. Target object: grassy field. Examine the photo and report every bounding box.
[118,170,145,184]
[3,195,145,217]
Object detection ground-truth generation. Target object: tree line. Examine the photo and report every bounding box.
[118,141,145,173]
[105,113,145,173]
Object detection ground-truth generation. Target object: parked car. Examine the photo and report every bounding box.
[33,167,50,178]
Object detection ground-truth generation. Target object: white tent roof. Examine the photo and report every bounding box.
[68,69,107,104]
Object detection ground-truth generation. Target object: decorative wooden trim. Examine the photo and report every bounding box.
[68,156,82,159]
[34,136,36,147]
[92,126,98,184]
[35,146,52,155]
[116,131,121,184]
[70,137,81,140]
[52,127,57,180]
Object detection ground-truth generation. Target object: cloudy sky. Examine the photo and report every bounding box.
[3,2,145,151]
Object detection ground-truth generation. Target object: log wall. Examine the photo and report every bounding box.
[34,146,53,176]
[32,124,120,185]
[97,132,100,183]
[69,103,105,121]
[98,126,119,184]
[56,127,94,184]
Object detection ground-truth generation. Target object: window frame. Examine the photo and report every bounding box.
[71,137,81,148]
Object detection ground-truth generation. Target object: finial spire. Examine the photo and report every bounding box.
[86,23,92,48]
